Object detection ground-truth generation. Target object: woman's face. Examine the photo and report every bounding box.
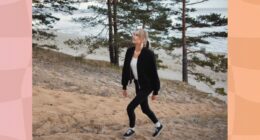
[132,31,143,45]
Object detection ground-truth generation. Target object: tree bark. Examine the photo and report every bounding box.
[113,0,119,66]
[182,0,188,83]
[107,0,115,64]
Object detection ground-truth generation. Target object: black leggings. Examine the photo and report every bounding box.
[127,79,159,128]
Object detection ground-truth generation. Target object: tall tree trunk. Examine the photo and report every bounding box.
[142,2,149,29]
[113,0,119,66]
[182,0,188,83]
[107,0,115,64]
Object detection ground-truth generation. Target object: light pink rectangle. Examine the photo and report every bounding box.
[0,0,32,140]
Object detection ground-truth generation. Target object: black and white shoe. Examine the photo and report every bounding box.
[153,124,163,137]
[123,128,135,139]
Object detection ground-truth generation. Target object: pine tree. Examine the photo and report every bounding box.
[32,0,77,49]
[169,0,227,94]
[73,0,172,66]
[118,0,172,48]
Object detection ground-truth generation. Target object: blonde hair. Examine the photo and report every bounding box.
[135,29,150,48]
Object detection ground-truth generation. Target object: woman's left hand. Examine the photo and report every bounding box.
[151,95,157,101]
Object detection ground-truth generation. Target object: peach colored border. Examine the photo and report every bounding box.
[0,0,32,140]
[229,0,260,139]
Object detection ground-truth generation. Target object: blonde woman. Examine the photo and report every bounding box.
[121,29,163,138]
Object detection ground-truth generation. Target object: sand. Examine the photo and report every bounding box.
[33,47,227,140]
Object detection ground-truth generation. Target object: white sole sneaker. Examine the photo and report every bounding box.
[123,130,135,139]
[153,125,164,137]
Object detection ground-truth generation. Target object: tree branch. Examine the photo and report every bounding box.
[187,0,209,6]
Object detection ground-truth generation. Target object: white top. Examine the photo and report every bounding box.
[130,57,138,80]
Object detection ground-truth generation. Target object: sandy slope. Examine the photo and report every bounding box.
[33,47,227,140]
[34,31,227,101]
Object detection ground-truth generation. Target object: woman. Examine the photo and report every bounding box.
[121,29,163,138]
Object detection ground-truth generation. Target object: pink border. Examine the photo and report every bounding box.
[0,0,32,140]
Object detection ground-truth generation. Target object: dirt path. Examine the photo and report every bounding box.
[33,47,227,140]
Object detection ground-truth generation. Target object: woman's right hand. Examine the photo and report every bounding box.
[122,90,127,97]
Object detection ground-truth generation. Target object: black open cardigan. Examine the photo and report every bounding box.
[121,46,160,95]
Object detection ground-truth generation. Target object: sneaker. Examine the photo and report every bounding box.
[153,124,163,137]
[123,128,135,139]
